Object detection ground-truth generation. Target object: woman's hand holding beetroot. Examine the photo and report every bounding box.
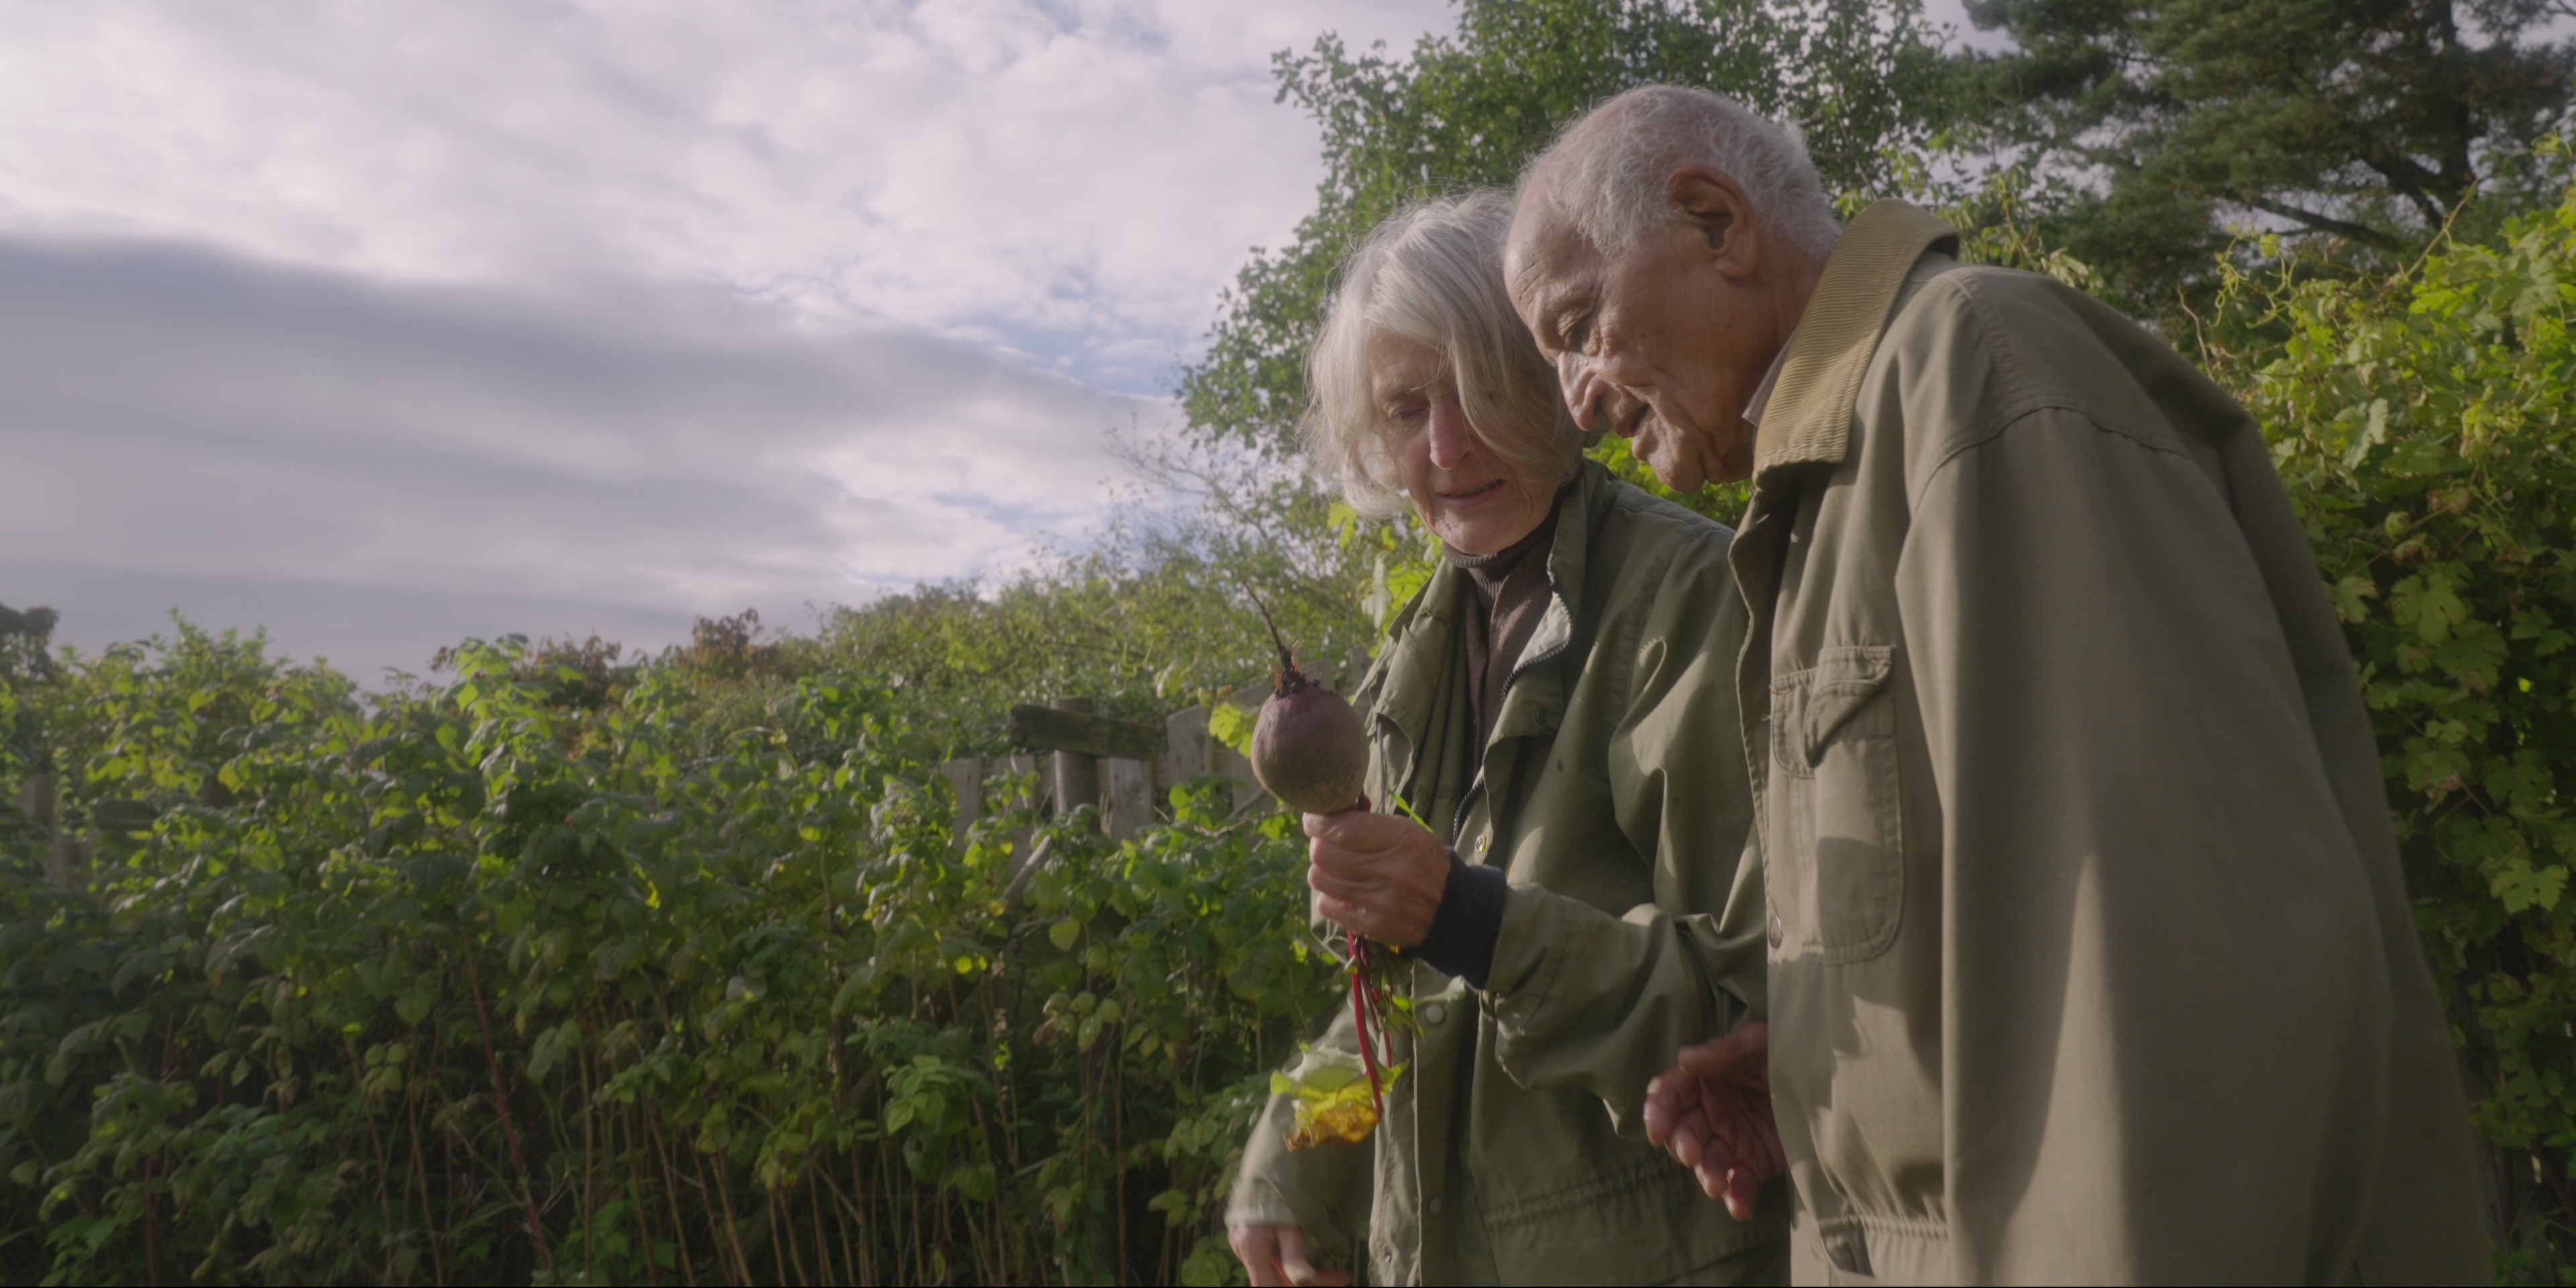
[1301,810,1451,948]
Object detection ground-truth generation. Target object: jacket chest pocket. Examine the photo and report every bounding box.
[1765,645,1904,963]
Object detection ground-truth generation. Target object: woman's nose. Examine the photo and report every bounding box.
[1426,399,1476,471]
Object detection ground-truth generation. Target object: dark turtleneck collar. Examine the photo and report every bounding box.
[1440,480,1570,762]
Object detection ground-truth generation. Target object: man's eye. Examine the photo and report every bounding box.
[1558,311,1593,352]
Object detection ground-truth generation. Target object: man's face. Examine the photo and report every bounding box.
[1505,182,1776,490]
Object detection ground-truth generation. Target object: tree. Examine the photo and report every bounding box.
[1177,0,1960,458]
[0,603,55,686]
[1955,0,2575,309]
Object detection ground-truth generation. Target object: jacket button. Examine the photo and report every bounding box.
[1422,1002,1448,1026]
[1766,912,1784,951]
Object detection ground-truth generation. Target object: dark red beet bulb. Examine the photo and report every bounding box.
[1246,602,1368,814]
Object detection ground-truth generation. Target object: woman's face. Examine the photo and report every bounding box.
[1373,333,1557,556]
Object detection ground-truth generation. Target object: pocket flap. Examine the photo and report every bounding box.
[1801,645,1894,767]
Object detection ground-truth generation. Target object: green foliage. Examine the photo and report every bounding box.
[1953,0,2576,311]
[1177,0,1959,457]
[2201,178,2576,1279]
[0,604,59,792]
[0,604,56,685]
[0,630,1337,1285]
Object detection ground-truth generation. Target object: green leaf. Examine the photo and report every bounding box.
[2489,858,2569,914]
[1207,702,1256,756]
[525,1023,571,1082]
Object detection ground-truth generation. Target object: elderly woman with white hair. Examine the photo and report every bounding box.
[1224,192,1786,1287]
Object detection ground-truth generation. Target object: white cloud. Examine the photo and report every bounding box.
[0,234,1160,678]
[0,0,1460,677]
[0,0,1453,392]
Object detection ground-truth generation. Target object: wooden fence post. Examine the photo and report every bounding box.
[1220,686,1273,814]
[1102,759,1152,840]
[45,836,80,884]
[1045,698,1099,824]
[1006,700,1167,836]
[938,759,981,851]
[1159,707,1210,789]
[15,772,54,831]
[19,774,72,882]
[1215,743,1269,815]
[998,754,1038,853]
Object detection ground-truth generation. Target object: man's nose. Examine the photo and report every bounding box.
[1426,399,1477,470]
[1561,358,1608,431]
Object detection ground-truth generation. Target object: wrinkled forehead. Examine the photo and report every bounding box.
[1366,329,1449,392]
[1503,196,1601,319]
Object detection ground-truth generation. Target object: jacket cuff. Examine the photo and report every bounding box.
[1413,851,1508,988]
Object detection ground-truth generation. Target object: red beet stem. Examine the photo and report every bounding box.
[1248,590,1316,694]
[1350,939,1385,1116]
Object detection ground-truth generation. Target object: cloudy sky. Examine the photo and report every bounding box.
[2,0,1991,680]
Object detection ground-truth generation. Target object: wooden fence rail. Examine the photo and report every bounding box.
[945,698,1271,855]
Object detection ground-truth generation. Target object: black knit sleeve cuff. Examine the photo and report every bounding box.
[1413,851,1509,989]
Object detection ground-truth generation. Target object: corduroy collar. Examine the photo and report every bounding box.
[1752,201,1960,477]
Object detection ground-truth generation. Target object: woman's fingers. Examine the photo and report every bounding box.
[1306,833,1442,945]
[1311,892,1389,941]
[1650,1028,1790,1220]
[1276,1226,1352,1287]
[1303,808,1426,849]
[1277,1227,1315,1287]
[1229,1224,1350,1288]
[1723,1159,1772,1222]
[1668,1108,1712,1169]
[1643,1068,1699,1146]
[1229,1224,1291,1287]
[1305,866,1385,900]
[1305,814,1448,892]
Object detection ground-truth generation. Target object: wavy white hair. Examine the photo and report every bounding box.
[1304,192,1585,518]
[1523,85,1841,260]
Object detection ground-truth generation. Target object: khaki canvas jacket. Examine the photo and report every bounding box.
[1737,201,2488,1283]
[1228,461,1789,1285]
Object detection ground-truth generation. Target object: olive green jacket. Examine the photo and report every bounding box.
[1739,201,2487,1283]
[1226,461,1790,1285]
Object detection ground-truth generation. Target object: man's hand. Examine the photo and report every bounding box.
[1304,810,1449,947]
[1228,1223,1350,1287]
[1644,1022,1784,1222]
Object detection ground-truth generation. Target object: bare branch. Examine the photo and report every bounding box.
[2235,194,2406,250]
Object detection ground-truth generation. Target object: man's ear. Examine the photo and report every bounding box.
[1668,167,1757,278]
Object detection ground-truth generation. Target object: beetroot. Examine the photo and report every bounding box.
[1246,603,1368,814]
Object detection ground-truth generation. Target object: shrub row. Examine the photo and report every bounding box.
[1,635,1334,1284]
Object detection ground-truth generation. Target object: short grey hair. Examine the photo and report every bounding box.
[1305,193,1585,518]
[1524,85,1841,260]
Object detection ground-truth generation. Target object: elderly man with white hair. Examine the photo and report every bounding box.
[1503,85,2487,1283]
